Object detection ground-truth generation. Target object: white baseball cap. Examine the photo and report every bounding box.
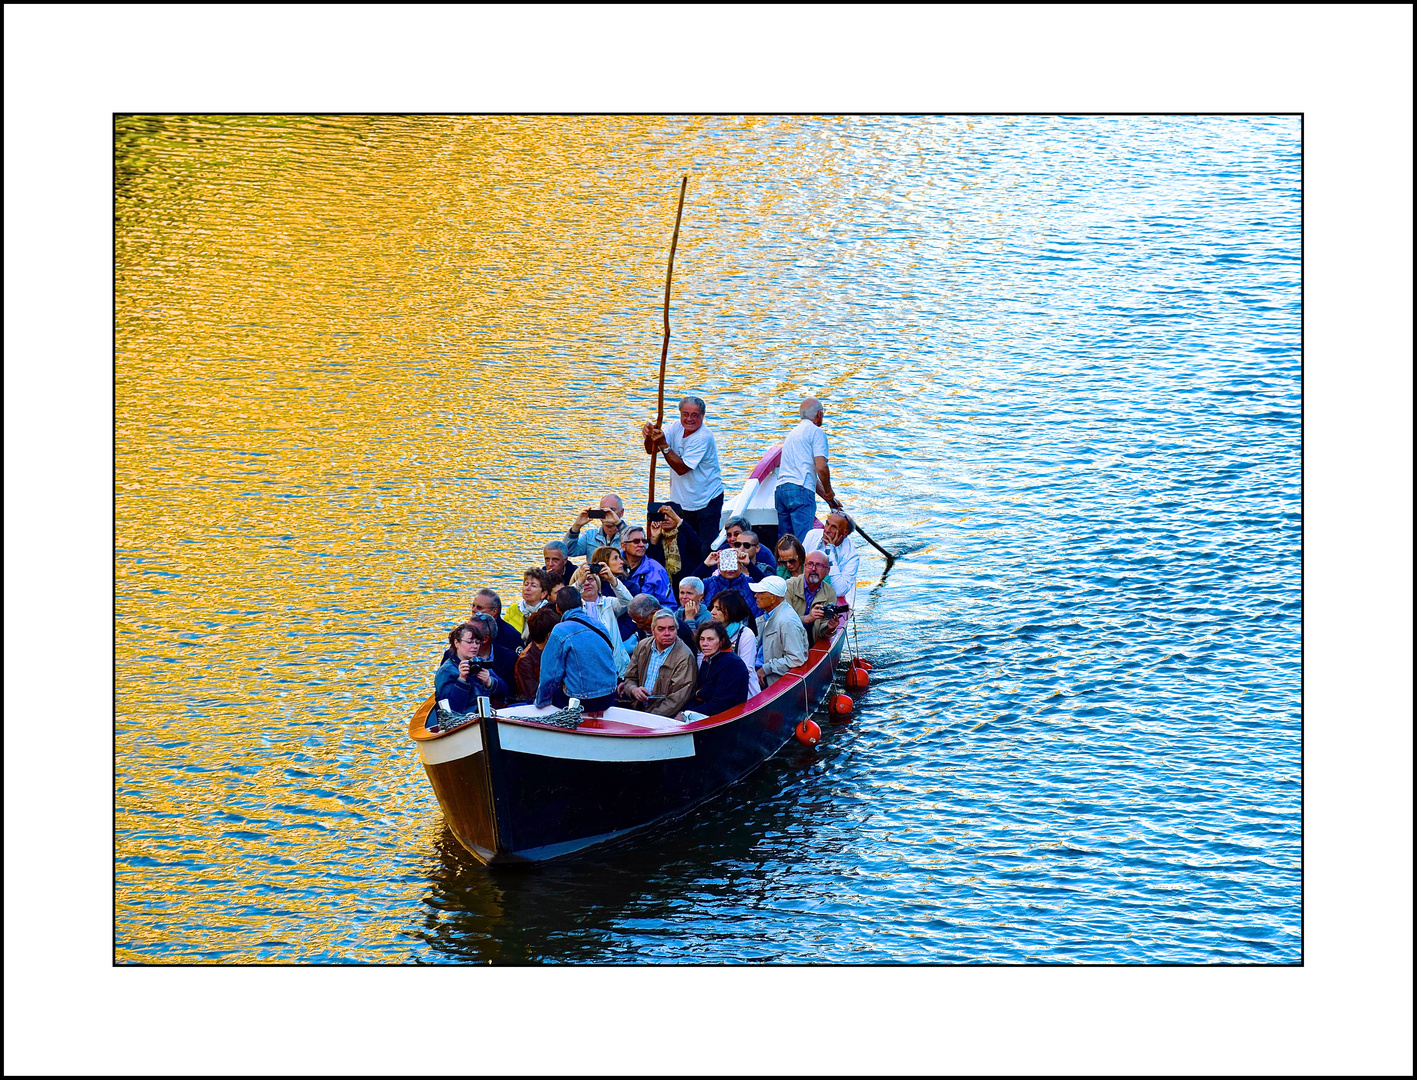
[748,576,787,597]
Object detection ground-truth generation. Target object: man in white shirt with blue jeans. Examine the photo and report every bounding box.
[775,396,841,546]
[643,395,724,546]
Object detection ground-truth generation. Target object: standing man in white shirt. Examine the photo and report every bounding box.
[803,511,860,598]
[642,395,725,547]
[775,396,842,547]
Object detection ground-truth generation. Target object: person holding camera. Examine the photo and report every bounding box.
[571,559,632,677]
[435,620,508,713]
[702,546,765,619]
[646,503,703,591]
[785,550,847,642]
[641,396,725,546]
[564,493,628,559]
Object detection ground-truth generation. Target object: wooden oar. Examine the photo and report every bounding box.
[849,515,897,569]
[647,175,689,504]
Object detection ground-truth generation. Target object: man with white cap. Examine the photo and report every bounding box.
[749,574,809,688]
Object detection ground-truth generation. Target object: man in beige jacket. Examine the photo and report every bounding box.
[620,609,698,718]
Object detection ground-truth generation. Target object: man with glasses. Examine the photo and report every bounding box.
[690,516,776,581]
[642,396,725,545]
[619,526,674,606]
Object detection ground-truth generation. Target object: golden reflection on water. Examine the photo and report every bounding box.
[115,114,989,960]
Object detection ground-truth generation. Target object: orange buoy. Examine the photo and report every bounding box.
[795,719,822,746]
[830,692,854,718]
[845,661,870,689]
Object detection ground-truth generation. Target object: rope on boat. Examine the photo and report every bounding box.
[433,701,586,733]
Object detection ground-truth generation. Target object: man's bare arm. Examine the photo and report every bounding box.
[813,455,841,509]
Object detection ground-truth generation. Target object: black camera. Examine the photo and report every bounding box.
[590,562,607,575]
[819,603,851,619]
[461,659,492,679]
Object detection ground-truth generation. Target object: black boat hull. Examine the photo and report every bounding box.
[415,632,846,864]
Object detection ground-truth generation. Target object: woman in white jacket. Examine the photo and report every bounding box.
[709,590,761,698]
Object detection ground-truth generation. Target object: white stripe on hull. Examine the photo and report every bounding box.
[418,721,484,765]
[497,721,696,762]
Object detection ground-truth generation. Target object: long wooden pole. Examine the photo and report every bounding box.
[648,175,689,502]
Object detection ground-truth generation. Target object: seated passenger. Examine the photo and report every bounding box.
[623,593,662,654]
[749,575,808,688]
[785,550,848,642]
[803,512,860,597]
[646,503,703,590]
[733,530,777,579]
[620,525,674,606]
[571,562,632,677]
[707,588,762,697]
[774,535,806,580]
[505,567,554,642]
[620,609,698,718]
[543,540,576,590]
[563,492,629,558]
[473,588,524,653]
[702,547,765,619]
[536,586,618,712]
[674,575,711,648]
[682,621,750,719]
[513,606,562,703]
[434,619,508,712]
[687,516,772,580]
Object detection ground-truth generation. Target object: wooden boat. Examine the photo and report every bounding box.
[407,442,859,865]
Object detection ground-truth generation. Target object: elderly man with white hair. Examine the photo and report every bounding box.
[775,395,843,546]
[563,492,629,558]
[803,511,860,598]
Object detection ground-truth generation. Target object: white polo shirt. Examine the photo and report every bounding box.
[778,417,828,489]
[663,420,723,512]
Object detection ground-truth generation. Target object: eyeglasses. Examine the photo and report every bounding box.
[731,541,753,549]
[625,537,647,544]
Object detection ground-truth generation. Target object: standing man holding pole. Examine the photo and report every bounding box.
[775,396,842,546]
[642,395,724,545]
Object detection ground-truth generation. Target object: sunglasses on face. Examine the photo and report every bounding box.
[731,541,753,549]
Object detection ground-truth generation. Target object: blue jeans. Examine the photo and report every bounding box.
[775,482,818,546]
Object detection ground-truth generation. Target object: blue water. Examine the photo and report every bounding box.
[114,114,1301,963]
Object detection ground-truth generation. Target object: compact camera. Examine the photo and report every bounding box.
[819,603,851,619]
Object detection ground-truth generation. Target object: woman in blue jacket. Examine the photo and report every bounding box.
[435,619,508,713]
[683,621,750,719]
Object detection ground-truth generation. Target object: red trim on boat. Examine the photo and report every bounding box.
[748,444,783,482]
